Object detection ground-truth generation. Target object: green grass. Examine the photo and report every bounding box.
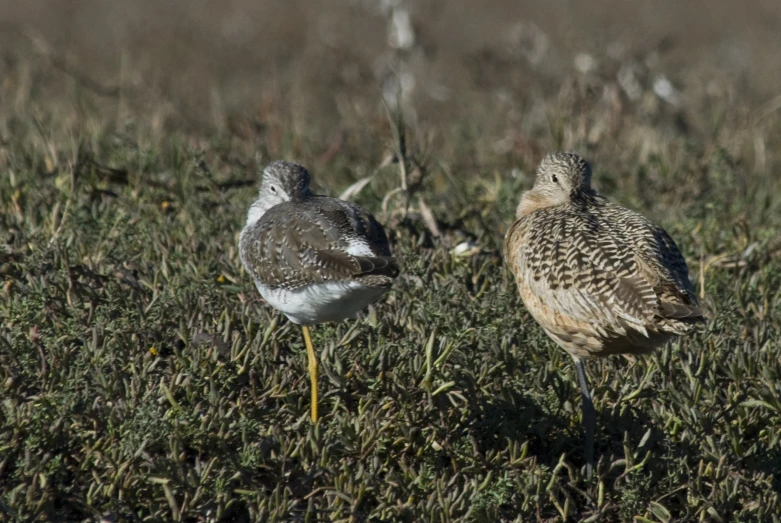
[2,58,781,522]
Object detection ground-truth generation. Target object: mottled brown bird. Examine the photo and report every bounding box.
[504,152,704,476]
[239,160,400,422]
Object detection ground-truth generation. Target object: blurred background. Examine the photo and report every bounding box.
[3,3,781,520]
[2,0,781,178]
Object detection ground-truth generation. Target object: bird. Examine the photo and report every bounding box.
[504,152,705,477]
[239,160,400,423]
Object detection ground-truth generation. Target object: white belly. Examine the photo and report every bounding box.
[255,281,389,325]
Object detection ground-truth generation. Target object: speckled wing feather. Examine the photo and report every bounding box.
[240,196,399,290]
[609,202,702,318]
[505,195,703,338]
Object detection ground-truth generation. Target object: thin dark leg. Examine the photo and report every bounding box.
[574,356,595,478]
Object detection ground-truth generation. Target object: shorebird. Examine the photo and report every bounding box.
[239,160,400,422]
[504,152,704,477]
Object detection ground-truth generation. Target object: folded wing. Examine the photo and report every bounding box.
[240,197,399,290]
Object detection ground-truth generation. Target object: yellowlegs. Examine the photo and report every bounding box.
[239,160,400,422]
[504,152,705,477]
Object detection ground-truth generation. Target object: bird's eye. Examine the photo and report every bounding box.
[270,186,277,193]
[552,175,559,183]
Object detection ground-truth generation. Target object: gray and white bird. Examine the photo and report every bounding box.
[504,152,705,477]
[239,160,400,422]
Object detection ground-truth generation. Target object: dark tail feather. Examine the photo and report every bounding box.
[354,256,400,279]
[660,301,705,320]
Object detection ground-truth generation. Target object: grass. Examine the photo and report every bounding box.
[2,27,781,522]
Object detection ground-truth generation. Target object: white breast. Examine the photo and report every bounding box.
[255,280,389,325]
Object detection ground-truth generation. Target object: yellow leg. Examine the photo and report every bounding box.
[301,325,319,423]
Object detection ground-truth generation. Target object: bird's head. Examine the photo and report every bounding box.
[246,160,312,225]
[515,152,594,217]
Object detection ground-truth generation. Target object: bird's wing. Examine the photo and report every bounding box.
[614,208,703,318]
[239,199,399,290]
[508,204,699,337]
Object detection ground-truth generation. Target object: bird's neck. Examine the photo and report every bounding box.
[245,189,314,228]
[515,190,566,218]
[245,198,270,227]
[246,192,285,227]
[515,188,598,218]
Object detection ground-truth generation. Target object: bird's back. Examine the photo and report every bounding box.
[240,196,399,291]
[505,193,704,358]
